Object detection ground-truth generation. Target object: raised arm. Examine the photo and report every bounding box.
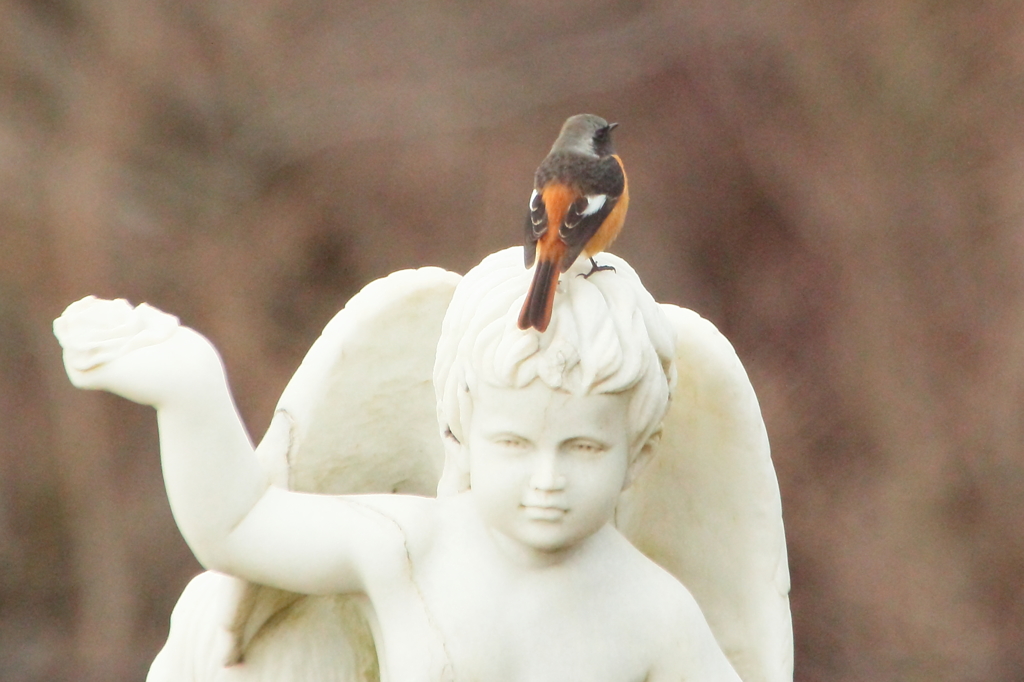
[53,297,402,596]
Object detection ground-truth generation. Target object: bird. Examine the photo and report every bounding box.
[517,113,629,332]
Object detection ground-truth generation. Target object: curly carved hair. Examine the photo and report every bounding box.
[433,247,676,495]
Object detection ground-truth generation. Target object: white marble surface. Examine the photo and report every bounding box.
[54,247,791,682]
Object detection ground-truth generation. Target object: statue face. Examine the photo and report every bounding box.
[465,380,632,555]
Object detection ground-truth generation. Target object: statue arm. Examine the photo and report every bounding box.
[54,297,403,596]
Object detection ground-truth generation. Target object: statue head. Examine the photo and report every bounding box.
[434,247,676,496]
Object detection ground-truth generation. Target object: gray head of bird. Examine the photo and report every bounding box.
[550,114,619,158]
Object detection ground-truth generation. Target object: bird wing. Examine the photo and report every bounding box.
[555,155,626,270]
[615,305,793,682]
[148,266,460,682]
[557,192,620,269]
[522,189,547,267]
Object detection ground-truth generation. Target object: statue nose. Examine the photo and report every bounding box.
[529,451,566,491]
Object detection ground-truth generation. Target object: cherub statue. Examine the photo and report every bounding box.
[53,248,792,682]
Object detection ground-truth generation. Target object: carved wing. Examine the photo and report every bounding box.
[615,305,793,682]
[148,266,460,682]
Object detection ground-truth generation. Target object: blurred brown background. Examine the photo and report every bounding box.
[1,0,1022,680]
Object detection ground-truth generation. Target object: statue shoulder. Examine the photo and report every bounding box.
[637,567,743,682]
[345,493,442,561]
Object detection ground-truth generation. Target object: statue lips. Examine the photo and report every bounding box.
[521,500,569,522]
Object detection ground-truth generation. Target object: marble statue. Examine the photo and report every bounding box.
[53,247,792,682]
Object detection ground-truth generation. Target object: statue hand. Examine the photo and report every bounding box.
[53,296,222,407]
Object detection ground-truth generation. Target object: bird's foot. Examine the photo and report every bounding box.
[579,257,616,279]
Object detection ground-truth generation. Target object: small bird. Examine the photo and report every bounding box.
[518,114,629,332]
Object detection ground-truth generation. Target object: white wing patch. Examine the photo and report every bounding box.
[581,194,607,216]
[563,193,609,232]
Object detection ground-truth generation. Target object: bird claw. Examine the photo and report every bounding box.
[579,258,616,279]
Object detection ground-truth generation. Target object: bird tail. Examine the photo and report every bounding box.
[518,257,559,332]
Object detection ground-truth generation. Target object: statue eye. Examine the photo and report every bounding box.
[567,439,606,455]
[494,435,528,450]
